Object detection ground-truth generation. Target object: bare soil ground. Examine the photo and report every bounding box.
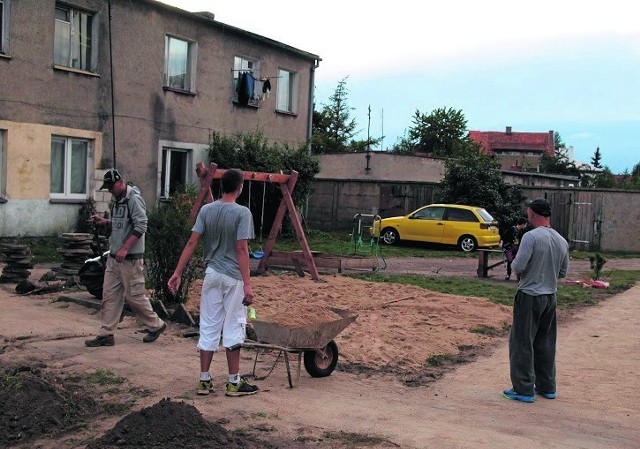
[1,256,639,448]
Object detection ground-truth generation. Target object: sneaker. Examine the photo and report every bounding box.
[198,379,213,395]
[502,388,534,403]
[535,388,556,399]
[225,377,259,397]
[143,322,166,343]
[85,335,115,347]
[504,275,511,281]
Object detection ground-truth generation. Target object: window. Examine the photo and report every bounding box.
[160,147,191,198]
[54,4,95,71]
[50,136,92,200]
[414,207,445,220]
[0,0,9,54]
[164,35,197,92]
[233,56,261,106]
[446,208,478,222]
[276,68,297,113]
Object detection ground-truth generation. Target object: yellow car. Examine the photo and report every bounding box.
[372,204,500,252]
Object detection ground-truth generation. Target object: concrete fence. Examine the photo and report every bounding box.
[306,179,640,253]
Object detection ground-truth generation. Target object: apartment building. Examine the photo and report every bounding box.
[0,0,320,236]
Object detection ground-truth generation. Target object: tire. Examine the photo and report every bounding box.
[458,235,478,252]
[381,228,400,245]
[78,261,105,299]
[303,340,339,378]
[87,286,103,299]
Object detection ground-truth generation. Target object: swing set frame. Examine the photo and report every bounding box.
[189,162,320,281]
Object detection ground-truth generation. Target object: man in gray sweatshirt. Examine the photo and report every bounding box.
[503,197,569,403]
[85,169,166,347]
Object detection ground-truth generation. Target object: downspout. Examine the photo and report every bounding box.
[108,0,117,168]
[306,58,320,149]
[304,58,320,224]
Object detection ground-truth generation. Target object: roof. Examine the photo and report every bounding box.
[469,129,555,157]
[147,0,321,62]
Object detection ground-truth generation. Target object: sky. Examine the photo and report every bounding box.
[159,0,639,173]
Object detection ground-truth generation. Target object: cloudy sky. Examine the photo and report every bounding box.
[159,0,639,173]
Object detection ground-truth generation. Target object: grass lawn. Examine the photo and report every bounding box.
[351,269,640,308]
[6,230,640,310]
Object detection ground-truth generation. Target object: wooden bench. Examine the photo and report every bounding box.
[476,249,504,278]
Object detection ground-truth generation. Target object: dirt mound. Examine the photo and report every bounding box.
[0,365,98,447]
[188,273,512,378]
[87,399,266,449]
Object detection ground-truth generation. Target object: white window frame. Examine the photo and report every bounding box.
[53,3,97,72]
[233,55,261,106]
[156,140,208,200]
[50,136,93,201]
[0,0,10,54]
[276,68,297,114]
[0,129,6,199]
[160,147,191,199]
[164,35,198,92]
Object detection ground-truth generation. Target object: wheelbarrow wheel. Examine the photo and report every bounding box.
[303,340,339,378]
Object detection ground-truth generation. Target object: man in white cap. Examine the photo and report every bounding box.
[85,169,166,347]
[502,197,569,403]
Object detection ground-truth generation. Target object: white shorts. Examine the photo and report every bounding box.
[197,267,247,351]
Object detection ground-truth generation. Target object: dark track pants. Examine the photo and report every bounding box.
[509,291,557,396]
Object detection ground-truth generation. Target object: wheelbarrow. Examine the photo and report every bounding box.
[243,307,357,388]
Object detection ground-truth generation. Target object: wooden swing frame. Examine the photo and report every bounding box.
[189,162,320,281]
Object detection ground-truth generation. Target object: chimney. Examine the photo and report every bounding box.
[506,126,512,135]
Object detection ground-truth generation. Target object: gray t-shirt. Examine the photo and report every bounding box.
[192,201,255,280]
[512,226,569,296]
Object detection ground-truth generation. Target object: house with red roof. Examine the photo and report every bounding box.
[469,127,555,172]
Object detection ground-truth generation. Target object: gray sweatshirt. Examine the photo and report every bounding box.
[512,226,569,295]
[109,185,147,259]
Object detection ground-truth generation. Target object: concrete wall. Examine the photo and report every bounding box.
[308,181,640,253]
[318,153,445,182]
[600,190,640,252]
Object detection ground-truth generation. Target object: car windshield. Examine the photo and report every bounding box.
[477,209,495,222]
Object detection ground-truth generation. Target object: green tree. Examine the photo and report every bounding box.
[311,78,357,154]
[391,107,472,157]
[591,146,603,169]
[540,146,580,176]
[435,152,524,232]
[590,166,617,188]
[207,129,320,240]
[554,131,565,149]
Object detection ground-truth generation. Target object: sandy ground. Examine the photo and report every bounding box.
[1,258,639,448]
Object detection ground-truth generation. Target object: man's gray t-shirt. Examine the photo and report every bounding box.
[512,226,569,296]
[192,201,255,280]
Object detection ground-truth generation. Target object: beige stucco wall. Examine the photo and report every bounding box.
[0,120,104,199]
[318,153,445,182]
[0,120,104,236]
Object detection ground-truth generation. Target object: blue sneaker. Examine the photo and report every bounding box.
[535,388,556,399]
[502,388,535,403]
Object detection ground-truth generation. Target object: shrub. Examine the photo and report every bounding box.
[145,189,199,304]
[207,130,320,237]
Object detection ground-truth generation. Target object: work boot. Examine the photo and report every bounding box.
[143,322,167,343]
[85,335,115,347]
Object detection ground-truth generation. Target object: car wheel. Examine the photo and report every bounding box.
[381,228,399,245]
[458,235,477,252]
